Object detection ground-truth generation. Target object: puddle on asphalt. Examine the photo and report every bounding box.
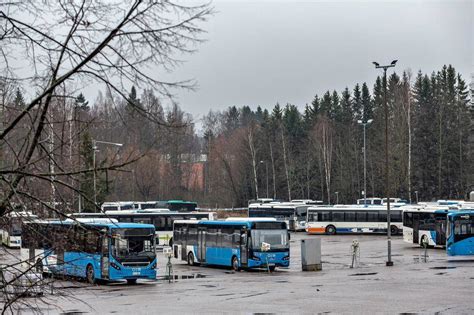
[158,273,207,281]
[348,272,378,276]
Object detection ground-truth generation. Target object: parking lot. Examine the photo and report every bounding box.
[2,233,474,314]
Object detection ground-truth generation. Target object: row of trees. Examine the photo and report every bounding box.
[202,65,473,206]
[2,65,472,212]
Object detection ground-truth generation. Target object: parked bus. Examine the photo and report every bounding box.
[173,219,289,271]
[248,203,310,231]
[402,206,474,255]
[101,200,198,212]
[356,197,407,207]
[306,205,403,235]
[446,211,474,255]
[72,211,215,245]
[1,211,38,248]
[21,220,157,284]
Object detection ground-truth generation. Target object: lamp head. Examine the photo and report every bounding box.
[357,120,363,124]
[367,119,374,124]
[391,59,398,65]
[372,61,379,67]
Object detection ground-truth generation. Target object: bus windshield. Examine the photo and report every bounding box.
[251,229,288,250]
[111,228,155,258]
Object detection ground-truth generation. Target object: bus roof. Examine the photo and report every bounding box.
[198,219,282,227]
[167,200,197,205]
[35,220,154,229]
[308,205,388,211]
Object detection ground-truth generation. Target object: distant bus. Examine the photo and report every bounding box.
[1,211,38,248]
[306,205,403,235]
[21,220,157,284]
[402,207,474,255]
[356,198,407,207]
[173,219,289,271]
[101,200,198,212]
[72,211,215,245]
[248,203,310,231]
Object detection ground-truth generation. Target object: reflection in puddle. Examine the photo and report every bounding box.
[158,273,207,281]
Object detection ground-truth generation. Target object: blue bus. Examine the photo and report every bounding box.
[446,211,474,256]
[173,219,290,271]
[21,220,157,284]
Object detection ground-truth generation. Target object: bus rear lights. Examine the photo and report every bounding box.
[283,256,290,261]
[252,256,261,261]
[110,262,121,270]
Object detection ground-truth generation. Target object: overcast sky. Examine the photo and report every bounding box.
[93,0,474,126]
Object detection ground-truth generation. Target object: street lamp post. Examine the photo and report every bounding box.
[357,119,373,207]
[92,139,123,210]
[415,190,419,204]
[335,191,339,205]
[373,59,397,267]
[260,160,269,198]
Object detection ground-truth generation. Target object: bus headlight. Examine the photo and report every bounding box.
[283,256,290,261]
[110,262,121,270]
[150,262,156,269]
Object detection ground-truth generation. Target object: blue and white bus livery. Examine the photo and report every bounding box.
[446,211,474,256]
[173,219,290,271]
[21,220,157,284]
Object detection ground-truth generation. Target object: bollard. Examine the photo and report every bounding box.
[301,239,322,271]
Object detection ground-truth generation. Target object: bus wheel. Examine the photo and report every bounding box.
[127,279,137,285]
[390,225,399,235]
[231,256,239,271]
[86,264,96,284]
[187,252,195,266]
[268,265,276,272]
[326,225,336,235]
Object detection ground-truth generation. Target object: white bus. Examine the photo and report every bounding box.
[71,210,216,245]
[306,205,403,235]
[248,202,310,231]
[401,202,474,247]
[1,211,38,248]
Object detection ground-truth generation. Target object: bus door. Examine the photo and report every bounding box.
[240,229,248,266]
[413,213,419,243]
[101,236,109,279]
[435,215,446,246]
[198,227,206,262]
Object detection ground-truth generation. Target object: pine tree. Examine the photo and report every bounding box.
[352,84,362,120]
[13,88,25,107]
[75,93,89,111]
[320,91,332,118]
[361,83,373,122]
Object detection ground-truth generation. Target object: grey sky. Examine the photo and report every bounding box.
[92,0,473,125]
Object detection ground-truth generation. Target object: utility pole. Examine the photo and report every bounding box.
[373,59,398,267]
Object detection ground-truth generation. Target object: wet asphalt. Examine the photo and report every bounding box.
[2,233,474,314]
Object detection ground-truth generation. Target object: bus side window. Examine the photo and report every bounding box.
[367,212,378,222]
[356,212,367,222]
[403,212,413,227]
[378,211,387,223]
[321,212,331,221]
[333,212,344,222]
[345,212,355,222]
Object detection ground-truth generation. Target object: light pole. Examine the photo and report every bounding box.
[260,160,269,199]
[373,59,397,267]
[357,119,373,207]
[415,190,419,204]
[92,139,123,210]
[335,191,339,204]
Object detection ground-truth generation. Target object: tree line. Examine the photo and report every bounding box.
[202,65,473,207]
